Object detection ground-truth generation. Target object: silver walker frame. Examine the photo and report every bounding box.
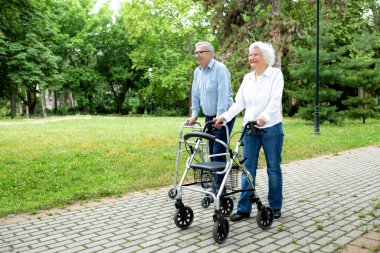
[169,120,274,244]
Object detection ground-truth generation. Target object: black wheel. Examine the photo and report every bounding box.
[168,188,177,199]
[256,206,274,230]
[201,196,211,208]
[220,197,234,216]
[174,206,194,229]
[213,217,230,244]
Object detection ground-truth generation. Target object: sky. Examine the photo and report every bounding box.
[92,0,123,13]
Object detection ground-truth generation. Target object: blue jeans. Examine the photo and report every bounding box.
[205,116,235,186]
[237,122,284,214]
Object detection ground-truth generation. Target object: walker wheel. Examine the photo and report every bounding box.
[256,206,274,230]
[220,197,234,216]
[168,188,177,199]
[201,196,211,208]
[213,217,230,244]
[174,206,194,229]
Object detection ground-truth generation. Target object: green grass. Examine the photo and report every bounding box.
[0,115,379,217]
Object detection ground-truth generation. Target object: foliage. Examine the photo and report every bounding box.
[93,13,138,114]
[195,0,301,92]
[196,0,380,123]
[0,0,379,121]
[50,0,109,113]
[288,0,380,123]
[122,0,211,114]
[7,33,61,113]
[0,0,61,116]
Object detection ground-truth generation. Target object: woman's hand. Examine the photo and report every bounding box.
[256,116,267,127]
[213,116,225,129]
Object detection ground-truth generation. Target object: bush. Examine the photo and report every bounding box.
[95,103,111,114]
[133,104,145,114]
[154,107,188,116]
[120,100,130,115]
[56,107,79,116]
[0,106,10,117]
[296,105,344,125]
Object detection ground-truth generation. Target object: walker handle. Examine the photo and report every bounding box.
[239,120,258,141]
[183,132,216,142]
[203,120,217,133]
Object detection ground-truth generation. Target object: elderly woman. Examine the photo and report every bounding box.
[214,41,284,221]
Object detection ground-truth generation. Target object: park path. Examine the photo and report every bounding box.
[0,146,379,253]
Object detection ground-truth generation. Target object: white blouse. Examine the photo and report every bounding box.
[220,66,284,128]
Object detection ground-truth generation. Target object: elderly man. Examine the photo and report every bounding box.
[187,41,235,190]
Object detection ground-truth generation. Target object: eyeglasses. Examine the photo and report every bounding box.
[194,50,210,55]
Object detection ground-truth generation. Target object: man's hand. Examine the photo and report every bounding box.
[187,117,197,126]
[213,116,225,129]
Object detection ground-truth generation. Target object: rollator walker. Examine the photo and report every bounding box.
[168,120,274,243]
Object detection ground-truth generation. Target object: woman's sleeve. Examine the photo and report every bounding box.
[259,69,284,121]
[220,77,246,122]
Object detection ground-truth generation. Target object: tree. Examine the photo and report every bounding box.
[50,0,110,114]
[195,0,300,108]
[339,33,380,123]
[0,0,61,117]
[1,0,378,119]
[122,0,211,115]
[93,9,139,114]
[290,0,380,124]
[7,33,60,116]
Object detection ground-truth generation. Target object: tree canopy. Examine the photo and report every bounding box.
[0,0,379,123]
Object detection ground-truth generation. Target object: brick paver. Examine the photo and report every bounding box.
[0,146,379,252]
[337,230,380,253]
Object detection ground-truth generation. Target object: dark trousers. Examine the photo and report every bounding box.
[205,116,236,186]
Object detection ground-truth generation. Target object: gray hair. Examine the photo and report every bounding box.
[195,41,215,53]
[249,42,275,66]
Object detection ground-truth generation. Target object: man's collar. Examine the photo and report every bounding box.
[200,58,215,70]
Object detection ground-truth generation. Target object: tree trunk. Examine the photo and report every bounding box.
[11,89,16,118]
[271,0,282,68]
[27,89,37,116]
[358,87,366,124]
[54,91,58,114]
[68,90,74,108]
[272,0,280,14]
[371,5,380,32]
[40,88,47,118]
[116,80,130,114]
[60,92,65,109]
[25,91,29,118]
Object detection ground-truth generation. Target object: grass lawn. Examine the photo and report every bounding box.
[0,115,379,218]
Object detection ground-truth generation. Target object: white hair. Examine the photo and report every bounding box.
[249,41,275,66]
[195,41,215,53]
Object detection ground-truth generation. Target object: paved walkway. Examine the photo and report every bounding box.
[1,146,379,253]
